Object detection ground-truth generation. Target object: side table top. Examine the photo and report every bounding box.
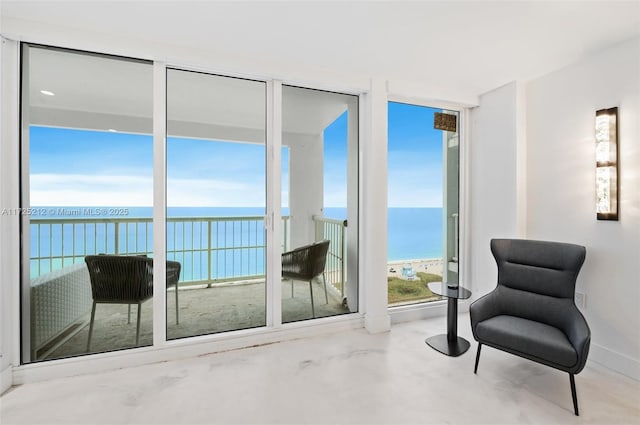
[427,282,472,300]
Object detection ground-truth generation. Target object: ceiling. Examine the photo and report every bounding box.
[25,43,355,137]
[3,1,640,102]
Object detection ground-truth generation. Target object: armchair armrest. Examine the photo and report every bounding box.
[469,288,503,339]
[560,305,591,373]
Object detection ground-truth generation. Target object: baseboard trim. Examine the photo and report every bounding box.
[1,363,12,395]
[589,342,640,381]
[13,314,364,385]
[389,299,470,324]
[364,312,391,333]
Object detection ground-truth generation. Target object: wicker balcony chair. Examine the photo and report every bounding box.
[281,239,330,318]
[84,255,181,351]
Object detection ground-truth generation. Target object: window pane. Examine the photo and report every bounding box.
[387,102,460,306]
[281,86,359,323]
[22,45,153,361]
[166,69,266,339]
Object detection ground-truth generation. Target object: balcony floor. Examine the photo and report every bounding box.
[43,279,349,361]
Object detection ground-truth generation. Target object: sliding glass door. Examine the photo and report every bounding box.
[281,86,359,323]
[21,44,153,362]
[166,70,267,339]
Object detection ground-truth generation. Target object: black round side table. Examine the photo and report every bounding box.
[425,282,472,357]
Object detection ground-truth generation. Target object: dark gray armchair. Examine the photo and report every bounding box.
[470,239,590,416]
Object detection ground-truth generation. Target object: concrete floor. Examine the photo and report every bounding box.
[2,314,639,425]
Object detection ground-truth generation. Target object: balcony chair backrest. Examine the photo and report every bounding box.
[85,255,154,303]
[281,239,330,281]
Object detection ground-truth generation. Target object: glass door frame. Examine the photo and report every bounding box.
[153,64,279,347]
[386,94,470,310]
[19,43,156,362]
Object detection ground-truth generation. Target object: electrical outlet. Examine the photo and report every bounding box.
[575,292,586,309]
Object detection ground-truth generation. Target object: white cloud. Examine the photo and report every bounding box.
[387,168,443,208]
[167,178,265,207]
[30,174,153,206]
[30,173,267,207]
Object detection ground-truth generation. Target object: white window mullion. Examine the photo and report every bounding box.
[18,41,33,363]
[459,107,470,289]
[266,80,282,328]
[152,61,167,345]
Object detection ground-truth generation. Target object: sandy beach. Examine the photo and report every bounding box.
[387,258,443,278]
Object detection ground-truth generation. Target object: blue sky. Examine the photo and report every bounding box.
[388,102,444,208]
[29,104,445,208]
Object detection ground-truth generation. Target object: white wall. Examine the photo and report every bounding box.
[526,37,640,380]
[468,82,525,297]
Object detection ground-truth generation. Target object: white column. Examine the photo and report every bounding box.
[266,80,282,328]
[286,132,323,248]
[1,37,20,391]
[468,82,521,298]
[362,78,391,333]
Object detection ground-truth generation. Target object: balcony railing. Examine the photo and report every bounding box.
[313,215,347,298]
[29,214,346,290]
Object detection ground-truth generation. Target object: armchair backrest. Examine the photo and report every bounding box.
[85,255,154,303]
[491,239,586,299]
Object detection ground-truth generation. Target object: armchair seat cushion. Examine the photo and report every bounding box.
[476,315,577,368]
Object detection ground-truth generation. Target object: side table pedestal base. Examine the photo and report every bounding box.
[425,334,470,357]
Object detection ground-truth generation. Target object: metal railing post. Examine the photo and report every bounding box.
[207,219,213,287]
[114,222,120,255]
[341,219,347,297]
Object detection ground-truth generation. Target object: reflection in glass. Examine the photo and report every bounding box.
[166,69,267,339]
[21,45,153,361]
[281,86,359,323]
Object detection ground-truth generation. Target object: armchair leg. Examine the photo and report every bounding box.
[570,373,579,416]
[175,284,179,325]
[474,343,482,374]
[136,302,142,346]
[309,280,315,318]
[86,301,97,352]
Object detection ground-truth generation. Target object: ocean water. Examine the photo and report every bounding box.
[29,206,442,278]
[387,208,442,261]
